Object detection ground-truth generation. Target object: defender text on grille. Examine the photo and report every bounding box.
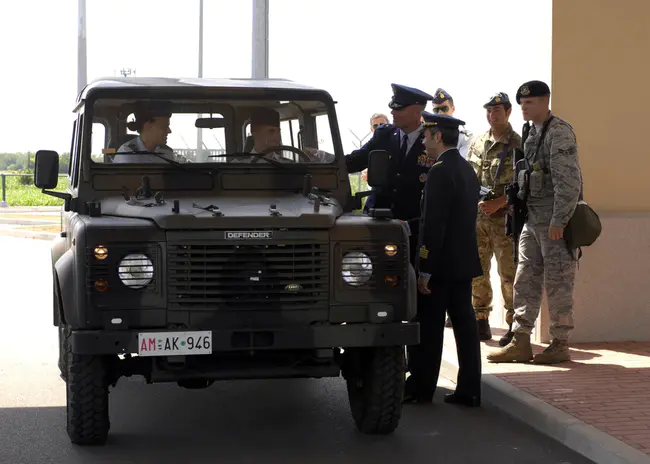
[225,231,273,240]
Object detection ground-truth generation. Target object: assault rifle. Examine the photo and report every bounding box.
[505,122,531,263]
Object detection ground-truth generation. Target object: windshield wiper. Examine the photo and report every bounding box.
[209,152,302,169]
[111,150,189,170]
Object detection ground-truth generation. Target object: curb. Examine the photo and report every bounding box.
[439,356,650,464]
[0,218,60,226]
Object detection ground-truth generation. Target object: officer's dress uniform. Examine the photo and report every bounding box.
[488,81,582,365]
[466,93,522,342]
[405,112,483,404]
[345,84,435,263]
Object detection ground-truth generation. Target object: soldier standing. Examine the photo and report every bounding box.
[466,93,521,344]
[487,81,582,365]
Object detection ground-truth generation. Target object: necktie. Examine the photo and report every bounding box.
[399,133,409,159]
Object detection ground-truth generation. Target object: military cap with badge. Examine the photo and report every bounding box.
[515,80,551,104]
[421,111,466,131]
[483,92,512,108]
[388,83,434,110]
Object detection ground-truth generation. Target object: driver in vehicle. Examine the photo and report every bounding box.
[113,101,176,164]
[231,107,333,163]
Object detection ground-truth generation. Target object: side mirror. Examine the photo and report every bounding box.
[34,150,60,190]
[367,149,391,188]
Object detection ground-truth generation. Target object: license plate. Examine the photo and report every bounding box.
[137,331,212,357]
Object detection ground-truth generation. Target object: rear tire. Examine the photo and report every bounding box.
[66,350,110,445]
[345,346,405,435]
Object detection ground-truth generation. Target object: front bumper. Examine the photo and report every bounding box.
[70,322,420,355]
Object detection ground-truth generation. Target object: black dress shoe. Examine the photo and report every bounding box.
[443,392,481,407]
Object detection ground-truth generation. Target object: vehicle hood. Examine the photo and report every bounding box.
[98,193,342,229]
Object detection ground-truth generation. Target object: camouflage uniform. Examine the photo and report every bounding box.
[467,124,521,327]
[488,107,582,364]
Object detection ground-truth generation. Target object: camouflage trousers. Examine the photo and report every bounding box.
[512,222,576,340]
[472,213,516,322]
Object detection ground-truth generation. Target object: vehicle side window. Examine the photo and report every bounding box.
[280,119,300,149]
[91,122,107,163]
[315,114,334,154]
[70,114,83,188]
[68,120,76,177]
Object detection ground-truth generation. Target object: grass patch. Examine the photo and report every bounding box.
[2,174,68,206]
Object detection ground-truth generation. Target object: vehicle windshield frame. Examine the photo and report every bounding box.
[81,86,342,169]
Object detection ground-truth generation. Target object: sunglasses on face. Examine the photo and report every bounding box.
[372,122,387,129]
[432,106,450,114]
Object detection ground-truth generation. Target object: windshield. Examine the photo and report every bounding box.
[88,96,337,166]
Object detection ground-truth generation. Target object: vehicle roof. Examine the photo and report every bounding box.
[79,77,328,102]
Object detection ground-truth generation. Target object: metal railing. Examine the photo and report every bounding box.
[0,173,68,207]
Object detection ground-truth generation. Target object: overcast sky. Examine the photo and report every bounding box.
[0,0,552,154]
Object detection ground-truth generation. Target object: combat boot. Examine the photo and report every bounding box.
[486,333,533,363]
[499,323,514,347]
[533,339,570,364]
[477,319,492,341]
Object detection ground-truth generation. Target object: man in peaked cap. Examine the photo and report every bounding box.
[465,92,522,345]
[404,111,483,405]
[430,88,474,159]
[345,83,434,264]
[488,80,582,365]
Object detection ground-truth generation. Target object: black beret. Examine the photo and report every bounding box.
[250,107,280,127]
[432,88,453,104]
[421,111,466,129]
[388,83,433,110]
[516,80,550,104]
[483,92,511,108]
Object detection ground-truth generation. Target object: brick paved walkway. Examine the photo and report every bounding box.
[443,327,650,456]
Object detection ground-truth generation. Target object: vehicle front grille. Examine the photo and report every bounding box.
[167,239,329,310]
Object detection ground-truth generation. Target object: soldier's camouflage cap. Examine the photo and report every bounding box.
[516,80,551,104]
[483,92,511,108]
[388,84,433,110]
[432,88,453,104]
[421,111,466,129]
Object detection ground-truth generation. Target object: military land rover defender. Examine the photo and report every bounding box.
[34,77,419,445]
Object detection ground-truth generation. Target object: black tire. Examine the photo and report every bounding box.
[66,350,110,445]
[346,346,405,435]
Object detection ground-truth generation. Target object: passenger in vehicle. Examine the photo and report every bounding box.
[113,102,175,164]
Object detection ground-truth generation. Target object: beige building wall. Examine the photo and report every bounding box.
[533,0,650,342]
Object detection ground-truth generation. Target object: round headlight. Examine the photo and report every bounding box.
[342,251,373,286]
[118,253,154,289]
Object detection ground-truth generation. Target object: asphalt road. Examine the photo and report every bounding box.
[0,236,593,464]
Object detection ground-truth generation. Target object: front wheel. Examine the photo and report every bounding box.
[345,346,405,435]
[66,350,111,445]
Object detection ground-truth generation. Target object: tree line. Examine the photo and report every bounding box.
[0,152,70,173]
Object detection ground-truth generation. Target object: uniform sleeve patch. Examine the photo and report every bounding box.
[419,245,429,259]
[419,173,427,182]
